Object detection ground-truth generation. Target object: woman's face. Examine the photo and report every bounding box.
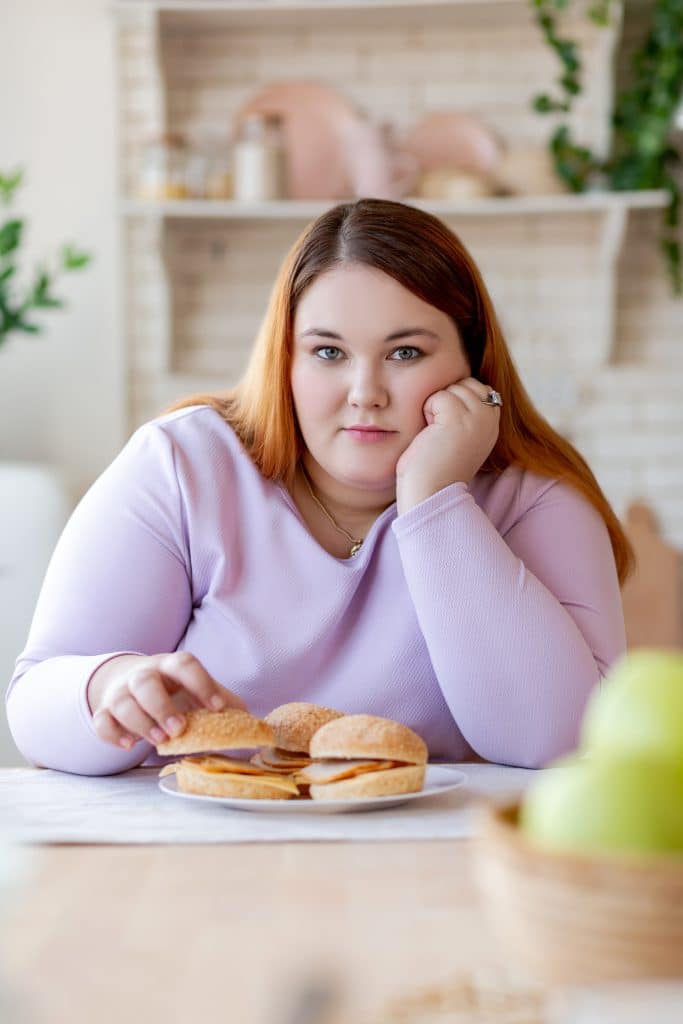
[290,263,471,494]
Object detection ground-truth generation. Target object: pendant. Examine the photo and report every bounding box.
[350,540,363,557]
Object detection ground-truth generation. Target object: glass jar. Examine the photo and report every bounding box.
[233,113,287,202]
[137,133,189,201]
[184,137,233,200]
[203,138,234,199]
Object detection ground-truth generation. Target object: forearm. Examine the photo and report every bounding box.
[5,420,197,776]
[393,485,615,768]
[7,653,153,776]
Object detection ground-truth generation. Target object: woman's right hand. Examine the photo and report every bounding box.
[88,651,247,750]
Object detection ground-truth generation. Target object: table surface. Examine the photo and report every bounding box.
[0,836,518,1024]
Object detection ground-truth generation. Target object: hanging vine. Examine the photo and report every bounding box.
[530,0,683,293]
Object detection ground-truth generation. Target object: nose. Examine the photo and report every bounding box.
[346,363,389,409]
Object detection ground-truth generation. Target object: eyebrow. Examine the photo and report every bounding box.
[299,327,440,342]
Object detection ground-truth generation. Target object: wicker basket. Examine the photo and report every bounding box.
[471,801,683,987]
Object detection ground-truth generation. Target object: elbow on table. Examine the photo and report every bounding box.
[461,661,602,769]
[8,731,150,776]
[10,739,150,776]
[6,667,152,776]
[466,727,582,771]
[6,698,150,777]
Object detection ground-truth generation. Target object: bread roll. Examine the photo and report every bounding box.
[309,714,428,765]
[264,701,344,754]
[156,707,274,755]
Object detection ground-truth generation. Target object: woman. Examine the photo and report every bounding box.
[6,199,631,775]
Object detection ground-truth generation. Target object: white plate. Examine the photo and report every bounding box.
[158,765,467,814]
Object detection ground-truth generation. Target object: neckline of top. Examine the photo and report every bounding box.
[275,482,397,567]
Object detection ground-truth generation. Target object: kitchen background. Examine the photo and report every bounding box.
[1,0,681,765]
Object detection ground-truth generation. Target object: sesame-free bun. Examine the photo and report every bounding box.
[156,707,274,755]
[310,764,426,801]
[309,714,428,765]
[264,702,344,754]
[173,759,298,799]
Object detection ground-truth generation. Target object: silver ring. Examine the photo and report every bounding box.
[481,389,503,408]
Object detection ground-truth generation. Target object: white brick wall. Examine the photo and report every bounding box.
[153,7,611,150]
[574,367,683,546]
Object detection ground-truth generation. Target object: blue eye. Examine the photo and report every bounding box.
[390,346,423,361]
[312,345,424,362]
[314,346,342,361]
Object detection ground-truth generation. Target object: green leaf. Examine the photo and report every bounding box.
[588,1,612,28]
[0,219,23,256]
[557,41,579,71]
[533,94,569,113]
[16,320,41,335]
[560,75,581,95]
[62,244,91,270]
[0,169,23,205]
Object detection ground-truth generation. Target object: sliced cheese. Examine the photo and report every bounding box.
[296,759,397,784]
[185,755,267,775]
[180,758,300,794]
[182,768,300,795]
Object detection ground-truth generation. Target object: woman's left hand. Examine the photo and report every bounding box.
[396,377,501,515]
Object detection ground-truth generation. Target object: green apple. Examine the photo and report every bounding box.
[580,648,683,764]
[519,753,683,855]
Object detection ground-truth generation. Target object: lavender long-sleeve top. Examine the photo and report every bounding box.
[5,405,626,775]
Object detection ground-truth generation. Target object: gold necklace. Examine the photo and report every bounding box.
[299,463,364,557]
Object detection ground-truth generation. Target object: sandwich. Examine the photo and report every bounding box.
[157,707,300,799]
[157,706,429,803]
[300,714,428,800]
[250,701,345,775]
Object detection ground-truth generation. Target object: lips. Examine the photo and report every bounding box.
[345,426,394,432]
[344,426,396,443]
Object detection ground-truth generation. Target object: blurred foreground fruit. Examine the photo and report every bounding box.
[520,753,683,855]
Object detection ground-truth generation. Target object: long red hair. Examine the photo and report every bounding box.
[164,199,634,585]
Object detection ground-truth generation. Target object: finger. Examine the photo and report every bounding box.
[157,651,248,712]
[451,375,487,391]
[173,689,204,714]
[109,688,166,745]
[92,707,140,751]
[160,653,247,711]
[446,381,498,411]
[446,378,489,399]
[425,384,475,418]
[127,668,192,741]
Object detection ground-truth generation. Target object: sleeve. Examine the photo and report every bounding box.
[391,477,626,769]
[5,421,194,776]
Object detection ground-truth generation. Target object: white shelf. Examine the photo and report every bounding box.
[113,0,525,11]
[120,191,670,220]
[113,0,544,31]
